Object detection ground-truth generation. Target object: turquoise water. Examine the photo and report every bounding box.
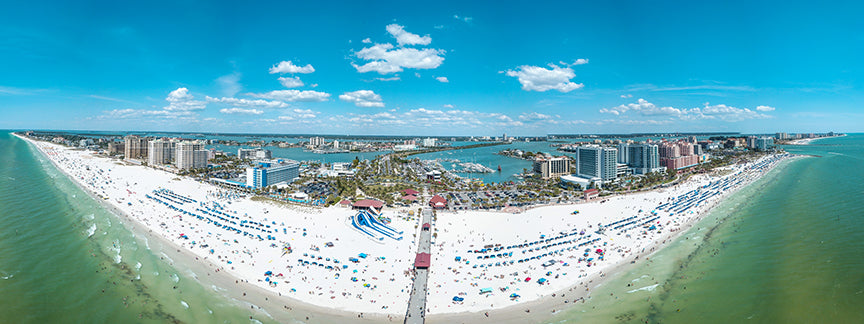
[0,132,278,323]
[547,134,864,323]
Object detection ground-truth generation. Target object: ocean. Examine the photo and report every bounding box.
[2,131,862,323]
[546,134,864,323]
[0,132,278,323]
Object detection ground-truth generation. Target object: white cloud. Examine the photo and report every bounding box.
[339,90,385,107]
[600,99,774,122]
[216,72,242,96]
[205,96,288,108]
[504,63,584,92]
[291,108,318,119]
[756,105,776,112]
[620,94,633,98]
[374,76,401,82]
[220,108,263,115]
[164,87,206,111]
[436,76,449,83]
[362,38,372,44]
[573,58,589,65]
[443,104,454,108]
[250,90,330,102]
[278,76,304,88]
[386,24,431,46]
[269,60,315,74]
[352,43,445,74]
[453,15,472,22]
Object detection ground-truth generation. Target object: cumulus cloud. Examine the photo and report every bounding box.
[164,88,206,111]
[756,105,776,112]
[351,24,445,74]
[339,90,385,107]
[269,60,315,74]
[220,108,263,115]
[600,99,774,122]
[278,76,304,88]
[386,24,431,46]
[362,38,372,43]
[352,43,445,74]
[205,96,288,108]
[504,63,585,92]
[250,90,330,102]
[436,76,449,83]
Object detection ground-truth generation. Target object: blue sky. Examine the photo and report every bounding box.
[1,0,862,136]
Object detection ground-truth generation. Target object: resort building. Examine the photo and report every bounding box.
[123,135,150,160]
[245,159,300,188]
[755,137,774,150]
[659,141,699,171]
[237,148,272,160]
[175,141,208,170]
[532,156,572,179]
[574,145,618,182]
[107,141,124,154]
[147,139,175,166]
[627,144,664,175]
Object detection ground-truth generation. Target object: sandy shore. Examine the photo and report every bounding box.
[787,134,845,145]
[16,133,792,323]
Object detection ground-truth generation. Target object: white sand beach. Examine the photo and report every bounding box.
[17,133,791,321]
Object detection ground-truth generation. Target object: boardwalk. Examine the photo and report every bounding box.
[405,208,432,324]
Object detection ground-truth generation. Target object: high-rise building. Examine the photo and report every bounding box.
[422,138,437,147]
[148,139,174,166]
[237,148,272,160]
[775,132,790,140]
[176,141,208,170]
[574,146,618,182]
[617,143,630,164]
[309,137,325,147]
[124,135,150,160]
[755,137,774,150]
[532,156,571,179]
[107,141,124,154]
[746,136,758,149]
[659,141,699,171]
[246,159,300,188]
[627,144,662,174]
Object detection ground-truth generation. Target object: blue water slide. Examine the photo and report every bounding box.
[361,210,403,235]
[357,212,402,240]
[351,214,383,241]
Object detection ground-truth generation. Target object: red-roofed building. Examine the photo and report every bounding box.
[414,253,431,268]
[401,195,417,202]
[339,199,352,208]
[422,223,431,230]
[352,199,384,210]
[402,188,420,196]
[429,195,447,209]
[583,189,600,200]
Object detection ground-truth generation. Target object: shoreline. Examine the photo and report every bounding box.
[16,133,397,324]
[13,132,795,323]
[787,134,845,145]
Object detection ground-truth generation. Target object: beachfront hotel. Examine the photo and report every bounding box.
[659,141,700,170]
[175,141,208,170]
[532,155,572,179]
[123,135,149,160]
[148,139,175,166]
[245,159,300,188]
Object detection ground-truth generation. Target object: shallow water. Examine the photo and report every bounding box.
[547,134,864,323]
[0,132,277,323]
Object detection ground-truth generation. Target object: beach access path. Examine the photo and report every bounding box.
[405,208,433,323]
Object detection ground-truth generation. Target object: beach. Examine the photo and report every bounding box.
[15,133,791,322]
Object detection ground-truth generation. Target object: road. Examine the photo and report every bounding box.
[404,208,432,324]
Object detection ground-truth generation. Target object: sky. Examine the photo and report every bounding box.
[1,0,862,136]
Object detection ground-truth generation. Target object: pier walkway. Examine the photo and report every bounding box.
[405,208,432,324]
